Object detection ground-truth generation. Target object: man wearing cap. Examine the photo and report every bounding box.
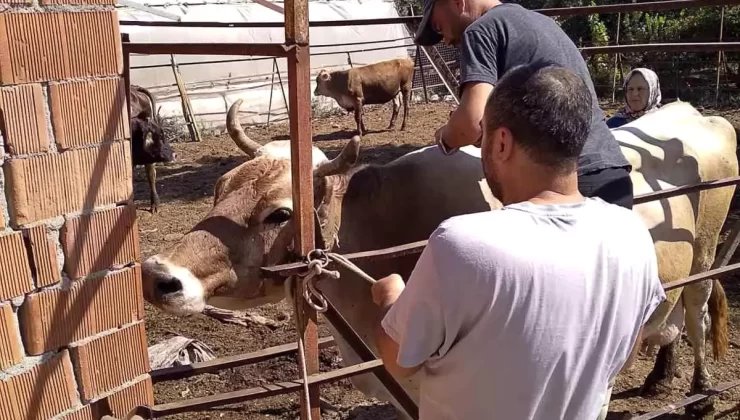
[416,0,634,209]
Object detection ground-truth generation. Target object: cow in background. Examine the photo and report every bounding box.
[129,84,176,213]
[314,58,414,136]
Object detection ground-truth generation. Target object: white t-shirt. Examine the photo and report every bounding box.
[382,198,666,420]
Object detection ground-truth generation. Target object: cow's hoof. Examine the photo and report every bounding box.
[685,397,715,420]
[640,373,673,397]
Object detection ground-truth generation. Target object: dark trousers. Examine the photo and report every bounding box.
[578,166,634,209]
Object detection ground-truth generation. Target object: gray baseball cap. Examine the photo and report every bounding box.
[414,0,443,46]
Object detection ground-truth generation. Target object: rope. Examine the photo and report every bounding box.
[286,249,381,418]
[293,249,379,313]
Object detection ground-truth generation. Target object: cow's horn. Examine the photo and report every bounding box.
[227,99,262,158]
[314,136,360,178]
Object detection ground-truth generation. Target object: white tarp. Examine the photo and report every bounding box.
[118,0,415,130]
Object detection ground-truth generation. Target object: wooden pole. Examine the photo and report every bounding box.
[284,0,321,417]
[170,54,202,142]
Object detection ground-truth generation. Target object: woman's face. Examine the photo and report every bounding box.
[626,73,649,112]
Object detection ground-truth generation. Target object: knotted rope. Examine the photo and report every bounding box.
[291,249,378,313]
[286,249,380,420]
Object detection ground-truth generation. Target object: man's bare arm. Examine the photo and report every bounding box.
[374,321,424,379]
[619,327,644,374]
[437,82,494,149]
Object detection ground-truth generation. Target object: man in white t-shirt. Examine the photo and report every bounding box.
[371,63,666,419]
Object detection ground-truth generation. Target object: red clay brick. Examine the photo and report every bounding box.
[49,78,129,150]
[0,350,78,420]
[60,205,139,280]
[70,322,149,402]
[0,11,122,84]
[0,303,23,370]
[59,405,93,420]
[19,266,144,355]
[4,141,133,226]
[0,231,34,301]
[0,84,50,155]
[99,375,154,418]
[24,225,61,288]
[59,376,153,419]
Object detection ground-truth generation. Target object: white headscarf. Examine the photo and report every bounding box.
[613,68,662,121]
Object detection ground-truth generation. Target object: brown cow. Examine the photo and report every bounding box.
[314,58,414,136]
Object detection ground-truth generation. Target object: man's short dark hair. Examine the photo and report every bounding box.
[484,63,592,171]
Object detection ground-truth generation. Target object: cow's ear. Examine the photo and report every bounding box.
[319,71,330,82]
[214,176,229,205]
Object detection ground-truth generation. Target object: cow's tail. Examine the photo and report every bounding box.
[708,278,729,360]
[139,86,160,123]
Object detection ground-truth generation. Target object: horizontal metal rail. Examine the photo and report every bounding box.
[633,175,740,205]
[144,359,384,417]
[663,261,740,291]
[581,42,740,55]
[262,175,740,279]
[151,336,336,383]
[632,379,740,419]
[118,0,737,28]
[123,42,293,56]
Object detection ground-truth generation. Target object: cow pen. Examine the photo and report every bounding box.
[117,0,740,419]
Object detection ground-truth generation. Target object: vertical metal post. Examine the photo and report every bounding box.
[267,59,277,127]
[714,6,725,106]
[276,57,290,115]
[121,33,132,121]
[346,51,354,68]
[416,45,429,104]
[284,0,321,418]
[611,13,621,103]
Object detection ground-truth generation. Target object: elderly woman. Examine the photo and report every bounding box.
[607,68,662,128]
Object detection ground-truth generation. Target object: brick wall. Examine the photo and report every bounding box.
[0,2,152,419]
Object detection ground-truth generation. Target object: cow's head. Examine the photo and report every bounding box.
[313,69,333,98]
[132,115,177,165]
[141,99,360,314]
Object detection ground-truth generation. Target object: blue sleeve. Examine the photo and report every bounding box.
[606,116,627,128]
[459,29,500,90]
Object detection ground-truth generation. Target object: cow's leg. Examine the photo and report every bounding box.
[683,280,715,418]
[642,340,679,396]
[387,95,400,130]
[641,297,684,396]
[354,98,366,136]
[400,87,411,131]
[145,163,160,213]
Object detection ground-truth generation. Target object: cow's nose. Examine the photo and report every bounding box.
[155,276,183,297]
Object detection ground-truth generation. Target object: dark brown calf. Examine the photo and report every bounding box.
[314,58,414,136]
[129,85,176,213]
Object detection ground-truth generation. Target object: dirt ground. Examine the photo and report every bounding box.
[134,101,740,419]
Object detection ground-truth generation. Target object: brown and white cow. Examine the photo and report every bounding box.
[130,84,176,213]
[141,99,737,418]
[314,58,414,136]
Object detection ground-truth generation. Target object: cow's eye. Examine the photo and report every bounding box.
[264,208,292,225]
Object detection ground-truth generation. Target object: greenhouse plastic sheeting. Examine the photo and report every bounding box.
[119,0,414,128]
